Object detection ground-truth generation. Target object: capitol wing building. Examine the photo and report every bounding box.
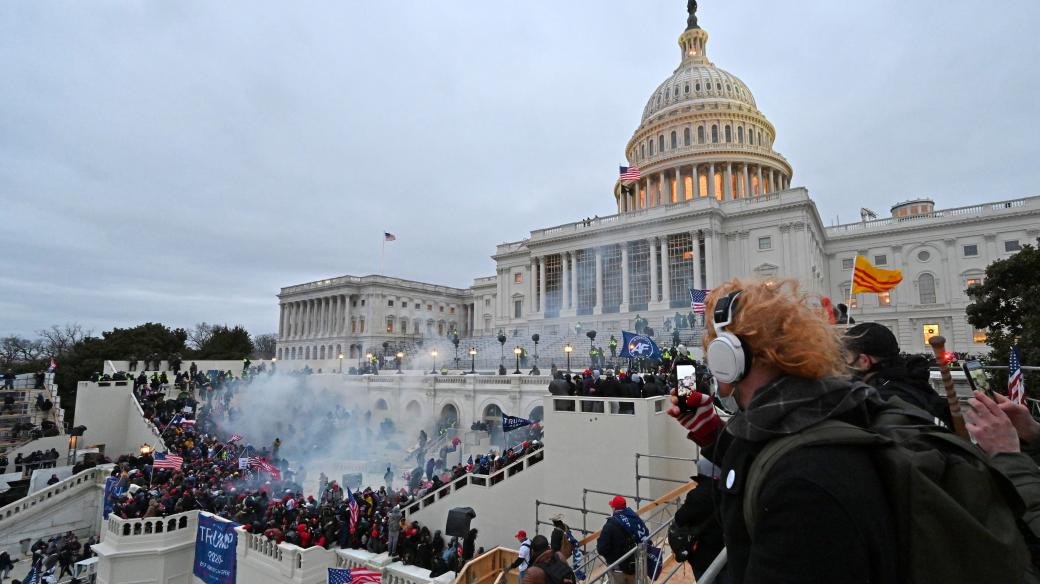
[276,10,1040,363]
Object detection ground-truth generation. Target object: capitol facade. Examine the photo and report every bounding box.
[276,7,1039,362]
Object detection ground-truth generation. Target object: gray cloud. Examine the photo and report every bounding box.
[2,1,1037,336]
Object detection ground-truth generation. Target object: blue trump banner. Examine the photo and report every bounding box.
[502,413,533,432]
[194,512,239,584]
[619,331,661,360]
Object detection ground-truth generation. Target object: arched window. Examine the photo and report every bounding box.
[319,346,325,359]
[684,84,690,94]
[658,135,665,152]
[716,82,722,90]
[683,127,691,146]
[725,126,732,143]
[305,347,310,360]
[640,143,645,158]
[737,126,744,143]
[711,125,719,143]
[695,82,701,91]
[698,126,705,143]
[649,140,654,156]
[758,130,763,145]
[670,131,677,149]
[673,86,679,97]
[918,273,937,304]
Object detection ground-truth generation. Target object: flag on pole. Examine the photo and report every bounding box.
[153,452,184,470]
[347,487,360,529]
[851,255,903,294]
[20,559,43,584]
[48,357,57,373]
[1009,346,1026,404]
[228,434,242,443]
[384,232,396,242]
[689,288,710,315]
[329,567,382,584]
[619,331,662,360]
[502,414,533,432]
[619,166,641,181]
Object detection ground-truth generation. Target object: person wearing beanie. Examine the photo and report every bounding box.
[843,322,951,427]
[597,496,648,584]
[522,535,573,584]
[668,278,898,584]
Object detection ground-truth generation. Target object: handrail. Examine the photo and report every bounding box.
[0,464,112,524]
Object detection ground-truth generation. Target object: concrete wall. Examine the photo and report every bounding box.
[93,510,200,584]
[0,464,112,556]
[74,382,167,457]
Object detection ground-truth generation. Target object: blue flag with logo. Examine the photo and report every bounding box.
[619,331,661,360]
[502,413,533,432]
[194,512,239,584]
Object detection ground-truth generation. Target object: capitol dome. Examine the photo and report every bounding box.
[616,8,793,213]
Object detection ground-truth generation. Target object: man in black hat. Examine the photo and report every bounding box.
[843,322,951,427]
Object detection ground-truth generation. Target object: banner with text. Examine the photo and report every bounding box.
[193,512,239,584]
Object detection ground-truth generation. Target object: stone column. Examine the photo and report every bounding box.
[570,252,579,311]
[708,163,716,199]
[594,248,604,314]
[561,253,571,310]
[742,164,750,198]
[691,231,702,291]
[649,238,659,303]
[538,256,547,315]
[724,163,733,199]
[757,165,764,196]
[302,300,310,338]
[294,302,301,339]
[677,167,686,202]
[530,257,538,314]
[620,243,630,311]
[660,236,671,305]
[705,231,716,289]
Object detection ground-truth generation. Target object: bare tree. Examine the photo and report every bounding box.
[0,336,24,366]
[187,322,215,351]
[252,334,278,359]
[36,323,91,357]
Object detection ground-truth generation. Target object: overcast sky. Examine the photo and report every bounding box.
[2,1,1038,338]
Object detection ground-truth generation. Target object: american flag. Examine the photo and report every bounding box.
[347,487,360,529]
[329,567,382,584]
[228,434,242,443]
[619,165,641,181]
[689,288,710,315]
[384,232,396,242]
[249,457,282,480]
[1009,346,1025,404]
[153,452,184,470]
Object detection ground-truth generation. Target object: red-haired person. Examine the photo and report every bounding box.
[668,278,897,584]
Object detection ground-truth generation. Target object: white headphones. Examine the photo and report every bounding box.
[706,290,753,384]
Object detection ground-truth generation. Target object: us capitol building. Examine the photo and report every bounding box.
[276,5,1039,362]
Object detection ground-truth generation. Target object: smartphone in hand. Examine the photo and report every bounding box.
[675,365,697,413]
[962,360,994,397]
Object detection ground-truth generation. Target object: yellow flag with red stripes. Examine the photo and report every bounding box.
[852,255,902,293]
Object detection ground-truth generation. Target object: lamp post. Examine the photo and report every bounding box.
[564,343,573,373]
[513,346,522,374]
[469,347,477,374]
[431,350,438,374]
[396,352,404,374]
[139,444,153,457]
[338,353,344,374]
[497,333,507,375]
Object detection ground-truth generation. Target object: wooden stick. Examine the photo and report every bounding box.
[928,335,969,439]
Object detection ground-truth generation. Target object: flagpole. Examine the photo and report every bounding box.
[381,236,385,275]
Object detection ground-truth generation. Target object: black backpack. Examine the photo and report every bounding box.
[534,555,576,584]
[743,400,1032,584]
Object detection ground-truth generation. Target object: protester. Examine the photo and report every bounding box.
[597,496,647,584]
[843,322,951,427]
[506,530,532,582]
[669,278,902,583]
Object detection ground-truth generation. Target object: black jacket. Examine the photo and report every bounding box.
[706,376,899,584]
[673,476,725,573]
[868,360,952,429]
[597,515,635,574]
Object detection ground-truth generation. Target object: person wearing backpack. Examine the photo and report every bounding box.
[843,322,952,428]
[597,496,646,584]
[523,535,576,584]
[669,277,1031,584]
[506,530,532,582]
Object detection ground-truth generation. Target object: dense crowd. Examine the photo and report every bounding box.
[92,370,548,574]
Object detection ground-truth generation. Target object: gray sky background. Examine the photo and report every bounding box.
[2,1,1038,338]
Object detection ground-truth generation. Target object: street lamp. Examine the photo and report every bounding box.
[469,347,477,374]
[513,346,522,374]
[431,350,438,374]
[396,352,404,374]
[564,343,573,373]
[139,444,153,457]
[338,353,344,373]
